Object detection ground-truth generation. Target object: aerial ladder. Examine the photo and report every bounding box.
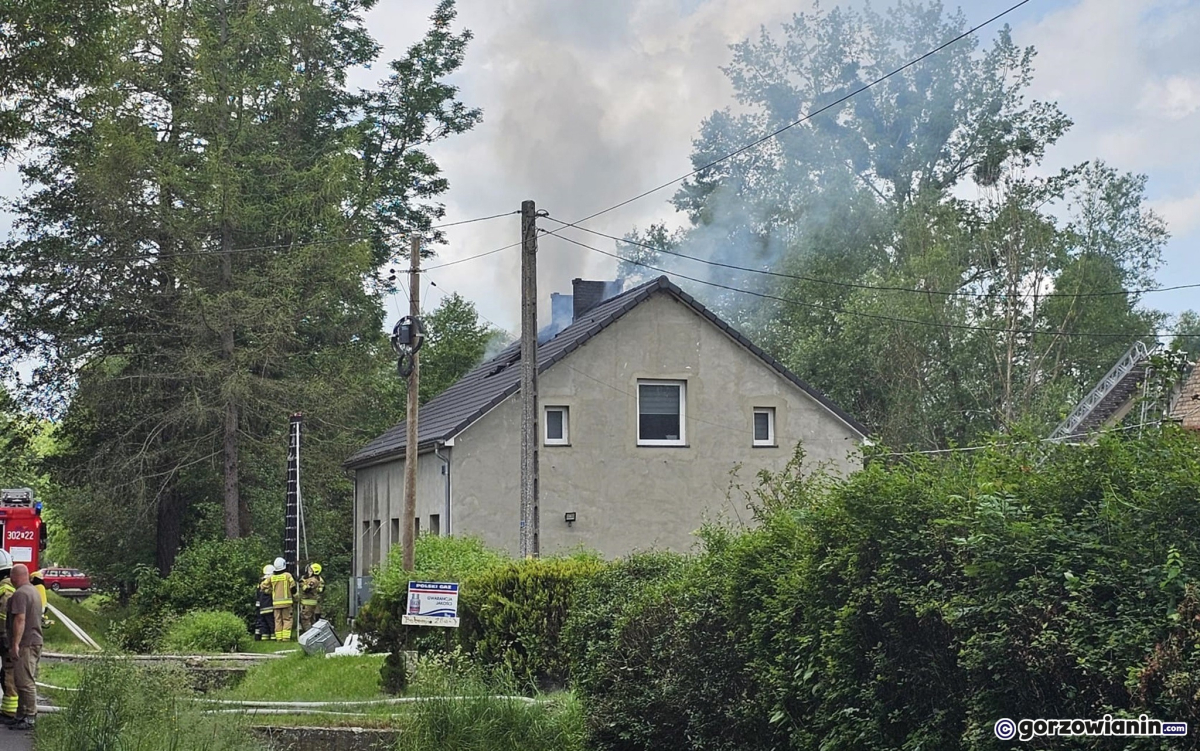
[1048,342,1155,443]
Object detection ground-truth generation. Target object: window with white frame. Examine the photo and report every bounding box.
[753,407,776,446]
[638,381,686,445]
[544,406,569,445]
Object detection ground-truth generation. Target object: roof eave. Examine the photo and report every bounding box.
[343,439,446,470]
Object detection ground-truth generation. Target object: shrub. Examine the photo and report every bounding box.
[79,592,117,614]
[458,555,604,690]
[566,428,1200,751]
[112,538,267,652]
[358,535,512,692]
[36,659,261,751]
[161,610,250,653]
[359,536,602,693]
[563,551,689,680]
[107,610,175,653]
[159,537,270,623]
[565,548,771,751]
[372,533,508,601]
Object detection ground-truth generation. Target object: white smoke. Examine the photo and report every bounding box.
[350,0,1200,334]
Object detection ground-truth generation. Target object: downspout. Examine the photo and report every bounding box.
[434,442,451,536]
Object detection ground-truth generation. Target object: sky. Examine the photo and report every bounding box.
[3,0,1198,339]
[347,0,1200,336]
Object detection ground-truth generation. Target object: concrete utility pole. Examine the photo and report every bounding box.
[520,200,540,558]
[402,235,421,571]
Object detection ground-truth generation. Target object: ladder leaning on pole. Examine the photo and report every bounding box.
[1049,341,1153,443]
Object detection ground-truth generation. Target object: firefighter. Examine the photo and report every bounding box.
[255,565,275,641]
[299,563,324,633]
[0,550,16,722]
[269,557,297,641]
[28,571,51,629]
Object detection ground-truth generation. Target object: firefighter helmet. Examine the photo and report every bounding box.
[0,549,12,571]
[310,563,322,575]
[273,557,286,571]
[263,564,274,576]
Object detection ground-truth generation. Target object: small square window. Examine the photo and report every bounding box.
[638,381,686,446]
[545,406,569,445]
[753,408,776,446]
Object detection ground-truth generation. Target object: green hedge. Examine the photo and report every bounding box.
[458,555,604,689]
[564,429,1200,751]
[357,535,508,691]
[358,535,602,692]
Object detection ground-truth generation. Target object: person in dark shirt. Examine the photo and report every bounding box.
[5,565,42,731]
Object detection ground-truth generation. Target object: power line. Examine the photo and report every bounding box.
[546,231,1189,341]
[428,211,520,230]
[424,274,514,335]
[422,241,521,271]
[565,0,1035,228]
[27,211,520,265]
[543,215,1200,300]
[877,419,1163,457]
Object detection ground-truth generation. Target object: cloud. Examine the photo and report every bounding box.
[1139,76,1200,121]
[360,0,809,331]
[1016,0,1200,315]
[4,0,1199,334]
[406,0,1200,330]
[1153,190,1200,237]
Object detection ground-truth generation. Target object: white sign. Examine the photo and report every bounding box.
[401,581,460,627]
[8,547,32,563]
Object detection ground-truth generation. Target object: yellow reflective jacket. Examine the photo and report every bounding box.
[270,572,296,607]
[0,578,13,626]
[299,575,324,606]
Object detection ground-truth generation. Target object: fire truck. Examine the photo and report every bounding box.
[0,489,47,571]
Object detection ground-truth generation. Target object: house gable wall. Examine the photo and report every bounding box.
[449,291,861,557]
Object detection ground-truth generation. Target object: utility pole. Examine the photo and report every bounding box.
[520,200,539,558]
[401,235,421,571]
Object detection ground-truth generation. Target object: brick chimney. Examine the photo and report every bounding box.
[572,279,607,320]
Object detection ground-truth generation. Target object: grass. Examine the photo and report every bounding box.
[40,662,84,689]
[218,652,387,702]
[39,647,587,748]
[237,637,301,654]
[36,659,265,751]
[44,591,114,649]
[396,672,586,751]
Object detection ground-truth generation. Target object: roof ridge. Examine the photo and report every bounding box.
[344,274,865,468]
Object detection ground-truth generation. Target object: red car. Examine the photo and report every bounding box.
[40,568,91,591]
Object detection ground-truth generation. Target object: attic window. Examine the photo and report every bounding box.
[753,408,776,447]
[544,406,569,445]
[637,381,686,446]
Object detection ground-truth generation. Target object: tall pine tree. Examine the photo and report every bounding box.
[1,0,480,575]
